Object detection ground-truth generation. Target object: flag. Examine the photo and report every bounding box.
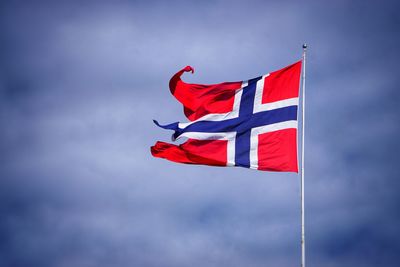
[151,61,302,172]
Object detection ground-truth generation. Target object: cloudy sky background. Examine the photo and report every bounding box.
[1,0,399,266]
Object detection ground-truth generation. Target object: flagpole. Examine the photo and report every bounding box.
[300,43,307,267]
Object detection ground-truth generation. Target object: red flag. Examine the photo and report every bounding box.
[151,62,302,172]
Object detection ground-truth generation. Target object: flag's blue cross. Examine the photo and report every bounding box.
[155,77,297,167]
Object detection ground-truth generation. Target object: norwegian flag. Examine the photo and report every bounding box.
[151,61,302,172]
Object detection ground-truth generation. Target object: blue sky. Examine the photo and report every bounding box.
[1,0,399,266]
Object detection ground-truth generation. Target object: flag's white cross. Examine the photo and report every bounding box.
[175,74,298,169]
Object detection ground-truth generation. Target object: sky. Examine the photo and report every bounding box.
[1,0,400,266]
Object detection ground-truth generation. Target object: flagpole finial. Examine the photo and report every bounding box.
[302,43,307,49]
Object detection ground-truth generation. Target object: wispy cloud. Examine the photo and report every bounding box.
[1,1,399,266]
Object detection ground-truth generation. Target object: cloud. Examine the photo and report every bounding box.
[1,0,400,266]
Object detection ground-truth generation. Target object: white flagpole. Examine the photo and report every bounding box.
[300,43,307,267]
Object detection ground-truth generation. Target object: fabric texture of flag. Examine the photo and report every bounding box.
[151,61,302,172]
